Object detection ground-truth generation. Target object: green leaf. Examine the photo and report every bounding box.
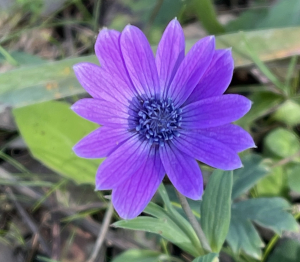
[192,0,225,34]
[258,0,300,29]
[0,51,46,66]
[0,55,98,109]
[241,33,284,91]
[226,0,300,31]
[227,198,298,259]
[113,202,201,257]
[12,101,101,184]
[236,91,283,130]
[2,27,300,109]
[201,170,232,252]
[226,7,268,32]
[273,100,300,126]
[264,128,300,159]
[145,201,203,255]
[158,183,173,211]
[111,249,162,262]
[232,154,268,199]
[267,239,300,262]
[256,166,288,197]
[192,253,219,262]
[288,164,300,193]
[162,184,201,220]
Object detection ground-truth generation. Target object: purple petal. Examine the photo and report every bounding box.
[73,127,132,158]
[166,36,215,106]
[186,49,234,104]
[94,29,137,97]
[174,130,242,170]
[181,94,252,129]
[73,62,132,105]
[160,143,203,200]
[96,136,151,190]
[71,98,129,128]
[195,124,255,153]
[120,25,160,98]
[95,29,120,69]
[156,18,185,96]
[112,147,165,219]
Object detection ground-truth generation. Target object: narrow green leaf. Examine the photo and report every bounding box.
[158,183,173,211]
[285,56,298,95]
[201,170,232,252]
[111,249,163,262]
[0,45,18,66]
[12,101,101,184]
[232,154,268,199]
[113,216,198,257]
[192,253,219,262]
[2,27,300,110]
[158,184,203,254]
[241,33,284,92]
[192,0,225,34]
[114,202,202,257]
[0,55,98,109]
[0,51,46,66]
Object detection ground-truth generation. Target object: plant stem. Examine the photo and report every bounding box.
[87,202,114,262]
[175,190,212,253]
[262,211,300,262]
[93,0,102,32]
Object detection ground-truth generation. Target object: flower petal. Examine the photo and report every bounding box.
[71,98,130,128]
[156,18,185,96]
[112,147,165,219]
[186,49,234,104]
[96,136,151,190]
[94,29,137,98]
[167,36,215,106]
[73,62,132,106]
[73,127,132,158]
[121,25,160,98]
[195,124,255,153]
[181,94,252,129]
[174,130,242,170]
[160,143,203,200]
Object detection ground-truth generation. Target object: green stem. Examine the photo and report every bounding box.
[262,234,280,262]
[93,0,102,32]
[0,45,18,66]
[262,212,300,262]
[144,0,164,36]
[175,190,212,253]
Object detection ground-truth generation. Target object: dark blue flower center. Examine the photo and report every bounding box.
[135,98,182,146]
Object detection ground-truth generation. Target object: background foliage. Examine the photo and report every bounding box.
[0,0,300,261]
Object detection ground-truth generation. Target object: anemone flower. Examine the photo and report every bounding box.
[71,18,255,219]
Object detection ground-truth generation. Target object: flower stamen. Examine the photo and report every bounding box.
[135,97,181,146]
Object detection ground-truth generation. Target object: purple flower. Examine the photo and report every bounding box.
[71,19,255,219]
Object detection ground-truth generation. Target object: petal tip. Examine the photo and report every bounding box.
[73,62,84,72]
[187,190,203,201]
[170,17,180,25]
[72,142,81,156]
[208,35,216,43]
[70,104,76,111]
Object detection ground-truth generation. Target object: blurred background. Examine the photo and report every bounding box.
[0,0,300,262]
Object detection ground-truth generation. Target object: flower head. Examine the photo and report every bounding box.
[71,19,255,219]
